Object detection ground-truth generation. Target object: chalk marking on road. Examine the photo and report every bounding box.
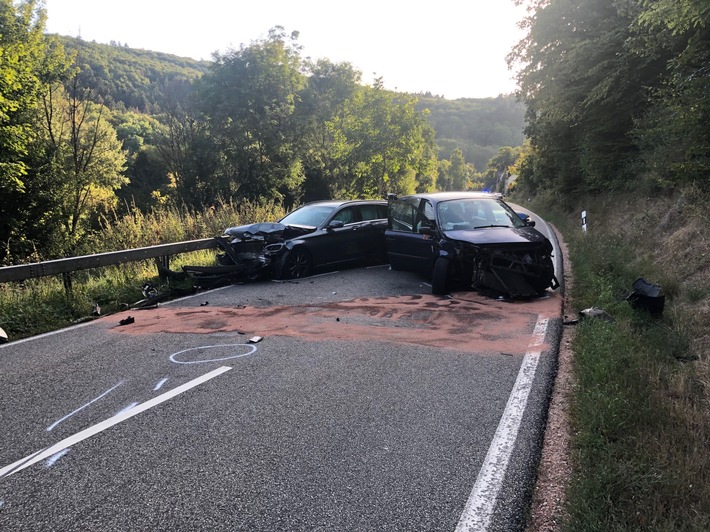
[0,366,232,479]
[47,381,124,432]
[169,344,257,365]
[44,448,70,468]
[455,316,549,532]
[153,377,169,391]
[115,402,140,417]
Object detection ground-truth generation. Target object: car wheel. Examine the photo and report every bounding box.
[277,247,313,279]
[431,257,450,295]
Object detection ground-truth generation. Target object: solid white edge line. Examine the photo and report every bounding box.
[0,365,232,479]
[455,317,549,532]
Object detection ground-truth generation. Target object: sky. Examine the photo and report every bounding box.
[45,0,528,100]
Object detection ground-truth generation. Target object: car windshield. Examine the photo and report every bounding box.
[437,198,525,231]
[280,204,336,227]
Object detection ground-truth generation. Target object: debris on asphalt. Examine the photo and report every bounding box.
[200,301,209,307]
[247,336,263,343]
[626,277,665,315]
[119,316,135,326]
[579,307,614,322]
[0,326,8,344]
[142,283,159,299]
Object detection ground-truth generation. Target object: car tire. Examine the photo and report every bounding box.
[276,247,313,279]
[431,257,450,295]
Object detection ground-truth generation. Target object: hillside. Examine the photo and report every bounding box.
[58,36,524,160]
[57,35,211,112]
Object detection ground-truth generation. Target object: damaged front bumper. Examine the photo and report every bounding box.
[182,222,311,284]
[466,245,559,297]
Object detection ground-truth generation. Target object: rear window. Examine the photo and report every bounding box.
[360,204,387,221]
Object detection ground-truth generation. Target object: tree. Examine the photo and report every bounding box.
[343,79,437,197]
[631,0,710,185]
[0,0,45,193]
[297,59,362,201]
[509,0,661,193]
[200,27,306,202]
[38,76,127,253]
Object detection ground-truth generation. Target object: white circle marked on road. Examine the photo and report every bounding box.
[169,344,258,365]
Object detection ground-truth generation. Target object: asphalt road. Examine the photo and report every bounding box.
[0,227,563,532]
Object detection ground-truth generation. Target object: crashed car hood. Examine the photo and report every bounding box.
[224,222,287,239]
[224,222,316,242]
[444,226,550,246]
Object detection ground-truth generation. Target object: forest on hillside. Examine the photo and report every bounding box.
[0,0,525,264]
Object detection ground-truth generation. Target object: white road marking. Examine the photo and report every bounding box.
[46,381,124,432]
[169,344,257,365]
[115,402,140,417]
[0,320,97,348]
[153,377,169,391]
[455,317,549,532]
[44,448,70,468]
[0,366,232,479]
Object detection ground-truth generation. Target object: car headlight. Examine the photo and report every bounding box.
[264,243,285,255]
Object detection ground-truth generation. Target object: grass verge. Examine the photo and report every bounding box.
[526,188,709,531]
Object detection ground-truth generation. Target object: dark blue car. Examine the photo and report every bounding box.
[385,192,559,296]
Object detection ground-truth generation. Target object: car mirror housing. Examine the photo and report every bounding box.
[517,212,536,227]
[328,220,345,229]
[418,226,436,236]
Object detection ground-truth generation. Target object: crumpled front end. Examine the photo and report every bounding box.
[461,242,559,297]
[183,223,313,284]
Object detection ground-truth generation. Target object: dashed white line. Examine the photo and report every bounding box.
[455,316,549,532]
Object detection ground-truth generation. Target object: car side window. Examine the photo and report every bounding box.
[415,200,435,231]
[332,207,356,225]
[389,199,418,232]
[360,204,386,221]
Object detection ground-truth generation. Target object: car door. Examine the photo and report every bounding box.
[385,198,435,275]
[354,203,388,261]
[307,206,362,266]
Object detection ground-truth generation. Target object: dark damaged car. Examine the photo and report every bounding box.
[185,200,389,283]
[385,192,559,297]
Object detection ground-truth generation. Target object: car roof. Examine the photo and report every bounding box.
[300,199,387,208]
[395,191,499,203]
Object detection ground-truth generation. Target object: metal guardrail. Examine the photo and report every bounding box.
[0,238,218,283]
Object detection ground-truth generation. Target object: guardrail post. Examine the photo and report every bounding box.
[156,256,171,282]
[62,272,73,296]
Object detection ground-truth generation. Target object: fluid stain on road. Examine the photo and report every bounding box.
[110,293,560,355]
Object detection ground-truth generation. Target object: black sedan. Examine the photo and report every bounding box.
[214,200,389,280]
[385,192,559,296]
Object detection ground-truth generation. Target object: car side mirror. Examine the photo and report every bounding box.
[327,220,345,229]
[517,212,535,227]
[418,226,436,236]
